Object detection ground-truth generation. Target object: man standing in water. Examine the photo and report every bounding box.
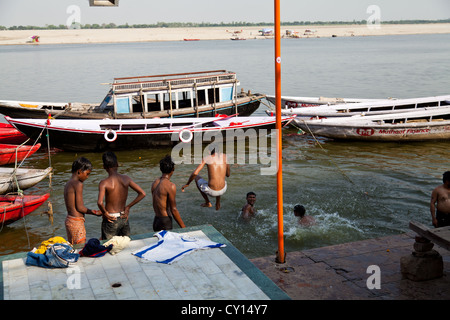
[97,151,146,240]
[151,155,186,231]
[430,171,450,227]
[182,145,230,210]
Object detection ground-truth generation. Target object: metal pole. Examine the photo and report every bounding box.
[274,0,285,264]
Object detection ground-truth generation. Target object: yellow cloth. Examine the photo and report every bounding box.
[35,236,70,254]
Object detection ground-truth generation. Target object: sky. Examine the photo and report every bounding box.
[0,0,449,27]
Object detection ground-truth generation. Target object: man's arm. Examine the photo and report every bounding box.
[181,161,206,191]
[430,188,438,227]
[97,180,115,222]
[168,184,185,228]
[124,179,146,219]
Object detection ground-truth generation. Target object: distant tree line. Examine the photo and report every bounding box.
[1,19,450,31]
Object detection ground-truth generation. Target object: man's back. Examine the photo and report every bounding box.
[102,173,131,213]
[205,153,229,190]
[152,178,174,217]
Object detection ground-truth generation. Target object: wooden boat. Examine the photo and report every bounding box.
[265,95,385,108]
[270,95,450,124]
[0,167,52,194]
[0,70,264,119]
[295,106,450,141]
[6,115,296,152]
[0,193,49,225]
[0,123,29,144]
[0,143,41,166]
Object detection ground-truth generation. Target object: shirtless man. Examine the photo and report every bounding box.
[241,192,256,221]
[151,155,186,231]
[64,157,102,245]
[97,151,146,240]
[294,204,316,227]
[181,146,230,210]
[430,171,450,228]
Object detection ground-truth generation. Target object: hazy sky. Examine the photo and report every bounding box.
[0,0,449,27]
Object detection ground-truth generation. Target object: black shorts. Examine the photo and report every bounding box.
[436,210,450,228]
[101,217,130,240]
[153,215,173,232]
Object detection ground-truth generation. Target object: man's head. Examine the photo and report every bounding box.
[246,191,256,205]
[72,156,92,173]
[443,171,450,184]
[102,151,118,169]
[294,205,306,218]
[160,155,175,174]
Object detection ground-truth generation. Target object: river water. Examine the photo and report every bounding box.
[1,33,450,258]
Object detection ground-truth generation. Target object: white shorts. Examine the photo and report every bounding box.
[196,178,227,197]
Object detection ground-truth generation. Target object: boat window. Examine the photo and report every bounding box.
[146,123,169,129]
[116,96,132,114]
[100,124,120,130]
[146,93,161,112]
[220,86,233,102]
[177,91,193,109]
[121,124,146,130]
[208,88,219,104]
[197,89,207,106]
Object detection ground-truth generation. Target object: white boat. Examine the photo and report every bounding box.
[0,167,52,194]
[0,70,264,119]
[295,106,450,141]
[265,95,385,108]
[6,115,296,152]
[267,95,450,124]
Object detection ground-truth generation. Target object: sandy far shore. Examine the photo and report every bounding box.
[0,23,449,45]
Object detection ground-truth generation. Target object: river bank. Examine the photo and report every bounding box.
[1,23,450,45]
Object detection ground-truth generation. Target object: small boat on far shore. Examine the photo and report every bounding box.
[0,143,41,166]
[0,193,49,226]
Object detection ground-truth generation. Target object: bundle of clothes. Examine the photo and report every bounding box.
[26,236,131,268]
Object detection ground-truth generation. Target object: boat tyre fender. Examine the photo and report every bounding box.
[179,128,193,143]
[104,129,117,142]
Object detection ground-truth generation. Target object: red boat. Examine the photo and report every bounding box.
[0,143,41,165]
[0,193,50,225]
[0,123,29,144]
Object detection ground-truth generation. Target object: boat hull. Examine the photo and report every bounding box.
[298,122,450,141]
[0,193,50,225]
[0,123,29,144]
[0,167,52,194]
[7,116,294,152]
[0,143,41,165]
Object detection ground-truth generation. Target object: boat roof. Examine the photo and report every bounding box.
[111,70,238,94]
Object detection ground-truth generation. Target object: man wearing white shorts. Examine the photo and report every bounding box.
[182,146,230,210]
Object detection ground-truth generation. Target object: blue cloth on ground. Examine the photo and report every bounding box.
[80,238,113,257]
[132,230,226,264]
[26,243,79,268]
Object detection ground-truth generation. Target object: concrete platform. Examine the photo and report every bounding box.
[0,225,289,301]
[251,231,450,300]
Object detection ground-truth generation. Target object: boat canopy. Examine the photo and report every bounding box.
[107,70,240,117]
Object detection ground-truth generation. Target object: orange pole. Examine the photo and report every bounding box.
[274,0,285,264]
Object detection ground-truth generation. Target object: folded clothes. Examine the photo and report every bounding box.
[103,236,131,255]
[26,243,79,268]
[132,230,225,264]
[79,238,113,257]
